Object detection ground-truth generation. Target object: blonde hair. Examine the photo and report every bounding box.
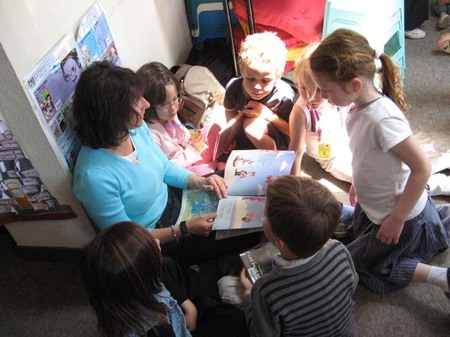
[238,32,287,77]
[294,42,320,103]
[309,29,407,113]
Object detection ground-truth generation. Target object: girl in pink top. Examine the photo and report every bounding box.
[137,62,217,176]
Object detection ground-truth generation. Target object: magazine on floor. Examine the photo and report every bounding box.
[176,149,295,239]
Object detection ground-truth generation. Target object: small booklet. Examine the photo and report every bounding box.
[176,149,295,239]
[212,112,244,161]
[240,241,279,283]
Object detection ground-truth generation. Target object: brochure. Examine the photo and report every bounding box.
[240,241,279,283]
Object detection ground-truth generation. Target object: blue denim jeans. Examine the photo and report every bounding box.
[341,203,354,225]
[434,0,450,15]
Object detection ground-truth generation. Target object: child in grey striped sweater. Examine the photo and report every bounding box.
[240,176,358,337]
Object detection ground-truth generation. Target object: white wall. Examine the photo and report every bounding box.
[0,0,192,248]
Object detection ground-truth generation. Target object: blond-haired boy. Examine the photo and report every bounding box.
[223,32,294,151]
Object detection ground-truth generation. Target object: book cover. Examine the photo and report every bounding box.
[176,189,219,224]
[240,241,279,283]
[212,112,244,161]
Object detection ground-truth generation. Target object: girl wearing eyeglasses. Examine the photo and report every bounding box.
[137,62,217,176]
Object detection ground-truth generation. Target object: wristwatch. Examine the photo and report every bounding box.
[179,221,189,237]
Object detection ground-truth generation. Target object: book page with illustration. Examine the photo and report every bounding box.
[213,150,294,232]
[177,149,294,238]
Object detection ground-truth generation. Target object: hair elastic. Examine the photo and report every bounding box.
[373,49,383,71]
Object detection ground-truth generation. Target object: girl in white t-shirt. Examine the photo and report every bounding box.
[310,28,450,296]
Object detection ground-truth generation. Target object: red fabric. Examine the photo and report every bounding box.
[233,0,325,45]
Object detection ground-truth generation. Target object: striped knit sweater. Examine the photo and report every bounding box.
[243,239,358,337]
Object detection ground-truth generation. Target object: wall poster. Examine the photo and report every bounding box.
[12,1,120,225]
[0,114,76,225]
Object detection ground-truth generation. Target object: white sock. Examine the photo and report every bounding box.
[426,266,450,292]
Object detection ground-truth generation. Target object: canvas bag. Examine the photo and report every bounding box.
[173,64,226,129]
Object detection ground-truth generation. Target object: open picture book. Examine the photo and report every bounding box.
[240,241,279,283]
[176,149,295,239]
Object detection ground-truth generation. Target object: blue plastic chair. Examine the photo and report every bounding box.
[322,0,405,79]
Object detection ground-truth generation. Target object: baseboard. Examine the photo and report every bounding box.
[17,245,83,263]
[0,225,83,263]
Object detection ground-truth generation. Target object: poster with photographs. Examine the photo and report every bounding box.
[24,34,83,172]
[76,1,120,66]
[0,114,75,225]
[23,2,120,174]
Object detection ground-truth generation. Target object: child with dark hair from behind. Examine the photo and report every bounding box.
[80,221,191,337]
[240,176,358,337]
[81,221,250,337]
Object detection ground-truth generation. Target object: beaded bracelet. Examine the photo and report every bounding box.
[171,225,179,244]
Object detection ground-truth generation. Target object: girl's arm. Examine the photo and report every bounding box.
[288,104,307,176]
[376,135,431,244]
[180,299,198,331]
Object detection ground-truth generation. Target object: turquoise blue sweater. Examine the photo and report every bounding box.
[73,123,193,230]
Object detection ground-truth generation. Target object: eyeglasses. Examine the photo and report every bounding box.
[156,97,183,112]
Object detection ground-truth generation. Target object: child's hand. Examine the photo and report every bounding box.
[244,101,276,121]
[180,299,198,331]
[240,268,253,295]
[376,215,405,245]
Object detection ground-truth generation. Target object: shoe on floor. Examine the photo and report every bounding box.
[438,12,450,29]
[217,275,244,308]
[405,28,426,39]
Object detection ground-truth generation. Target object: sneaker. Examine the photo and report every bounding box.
[438,12,450,29]
[333,222,349,239]
[217,275,244,308]
[405,28,426,39]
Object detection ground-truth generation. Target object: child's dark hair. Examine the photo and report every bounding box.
[309,28,407,113]
[80,221,168,337]
[136,61,182,122]
[266,176,341,258]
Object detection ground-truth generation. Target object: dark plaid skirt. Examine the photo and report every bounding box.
[347,196,450,294]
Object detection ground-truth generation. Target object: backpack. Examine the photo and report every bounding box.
[172,64,226,129]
